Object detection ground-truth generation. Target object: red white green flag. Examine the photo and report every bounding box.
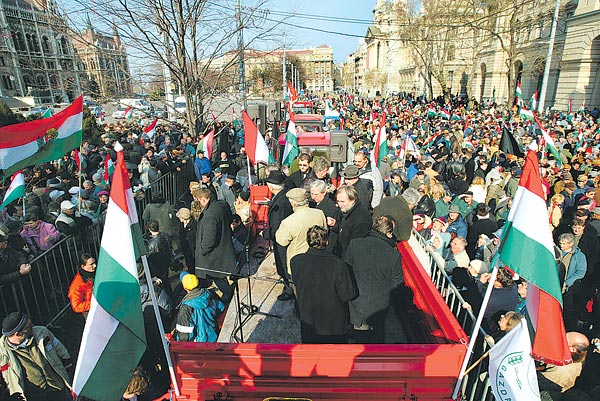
[0,96,82,176]
[0,171,25,210]
[124,106,133,119]
[73,143,147,401]
[282,113,299,167]
[371,113,388,167]
[242,110,273,164]
[143,118,158,140]
[196,127,214,158]
[497,149,571,365]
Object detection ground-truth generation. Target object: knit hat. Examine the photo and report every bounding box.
[2,312,28,336]
[448,205,460,214]
[180,272,199,291]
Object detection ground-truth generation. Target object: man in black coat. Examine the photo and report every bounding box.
[373,188,419,242]
[265,171,294,300]
[310,180,341,252]
[345,215,404,343]
[291,225,356,344]
[466,203,498,259]
[333,185,371,258]
[288,153,316,190]
[340,165,373,211]
[194,188,237,303]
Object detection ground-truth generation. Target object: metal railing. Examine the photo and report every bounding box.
[411,229,494,401]
[0,162,194,325]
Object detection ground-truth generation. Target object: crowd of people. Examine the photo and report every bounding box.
[1,93,600,400]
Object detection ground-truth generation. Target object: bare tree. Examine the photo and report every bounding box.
[66,0,284,135]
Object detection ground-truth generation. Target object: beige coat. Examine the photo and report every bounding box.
[276,205,327,273]
[0,326,71,399]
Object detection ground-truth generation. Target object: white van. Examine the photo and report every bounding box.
[119,98,153,113]
[174,96,186,115]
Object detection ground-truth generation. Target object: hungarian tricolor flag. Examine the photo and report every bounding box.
[371,113,388,168]
[73,148,82,172]
[124,106,133,119]
[440,109,450,120]
[519,106,534,121]
[287,81,297,104]
[533,113,562,164]
[197,127,214,159]
[426,106,438,118]
[0,96,82,176]
[497,149,572,365]
[515,81,523,107]
[530,90,538,111]
[143,118,158,140]
[103,154,114,185]
[242,110,273,165]
[0,171,25,210]
[282,114,299,167]
[73,143,147,401]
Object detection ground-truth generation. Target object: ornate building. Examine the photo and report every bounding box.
[0,0,81,103]
[72,18,131,99]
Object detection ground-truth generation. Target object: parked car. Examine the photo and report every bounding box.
[112,105,146,119]
[152,106,167,119]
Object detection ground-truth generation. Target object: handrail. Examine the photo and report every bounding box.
[0,162,194,324]
[410,228,494,401]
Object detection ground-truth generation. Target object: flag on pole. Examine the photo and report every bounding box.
[0,96,83,176]
[533,114,562,164]
[399,134,419,161]
[530,91,538,111]
[124,106,133,119]
[197,127,214,159]
[372,113,388,168]
[96,111,105,125]
[282,114,299,167]
[489,319,541,401]
[143,118,158,141]
[0,171,25,211]
[41,108,53,118]
[103,154,114,186]
[497,149,572,365]
[579,100,586,113]
[426,106,438,118]
[440,109,450,120]
[515,81,523,107]
[73,144,147,401]
[568,99,573,114]
[242,110,273,165]
[518,106,534,121]
[287,81,297,104]
[500,125,524,158]
[73,148,81,172]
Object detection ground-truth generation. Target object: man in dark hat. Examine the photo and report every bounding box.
[0,312,72,401]
[265,170,294,300]
[341,165,373,210]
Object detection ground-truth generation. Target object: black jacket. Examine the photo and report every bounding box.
[195,199,237,279]
[266,189,293,241]
[315,196,341,251]
[344,231,404,328]
[0,246,27,285]
[291,248,356,337]
[147,231,172,279]
[334,201,371,258]
[466,216,498,259]
[178,219,197,269]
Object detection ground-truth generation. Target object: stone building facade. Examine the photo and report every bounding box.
[347,0,600,110]
[0,0,81,103]
[72,18,131,99]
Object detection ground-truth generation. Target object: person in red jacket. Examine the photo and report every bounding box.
[67,253,96,318]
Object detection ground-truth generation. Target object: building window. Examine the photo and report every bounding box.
[447,45,455,61]
[1,75,14,90]
[538,20,544,38]
[0,56,4,67]
[42,35,52,53]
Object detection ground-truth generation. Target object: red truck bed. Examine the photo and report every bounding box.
[166,235,468,400]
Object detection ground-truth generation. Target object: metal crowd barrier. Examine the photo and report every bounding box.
[0,162,194,325]
[411,229,494,401]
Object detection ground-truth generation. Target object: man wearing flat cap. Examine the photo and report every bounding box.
[0,312,72,401]
[276,188,327,283]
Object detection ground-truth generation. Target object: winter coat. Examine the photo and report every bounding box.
[276,205,327,272]
[142,202,175,236]
[373,196,413,242]
[291,248,356,337]
[20,221,61,255]
[195,199,237,279]
[175,288,224,342]
[0,326,71,399]
[0,246,27,285]
[266,189,293,241]
[359,162,384,208]
[334,201,371,258]
[178,219,197,270]
[67,272,93,316]
[344,231,404,328]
